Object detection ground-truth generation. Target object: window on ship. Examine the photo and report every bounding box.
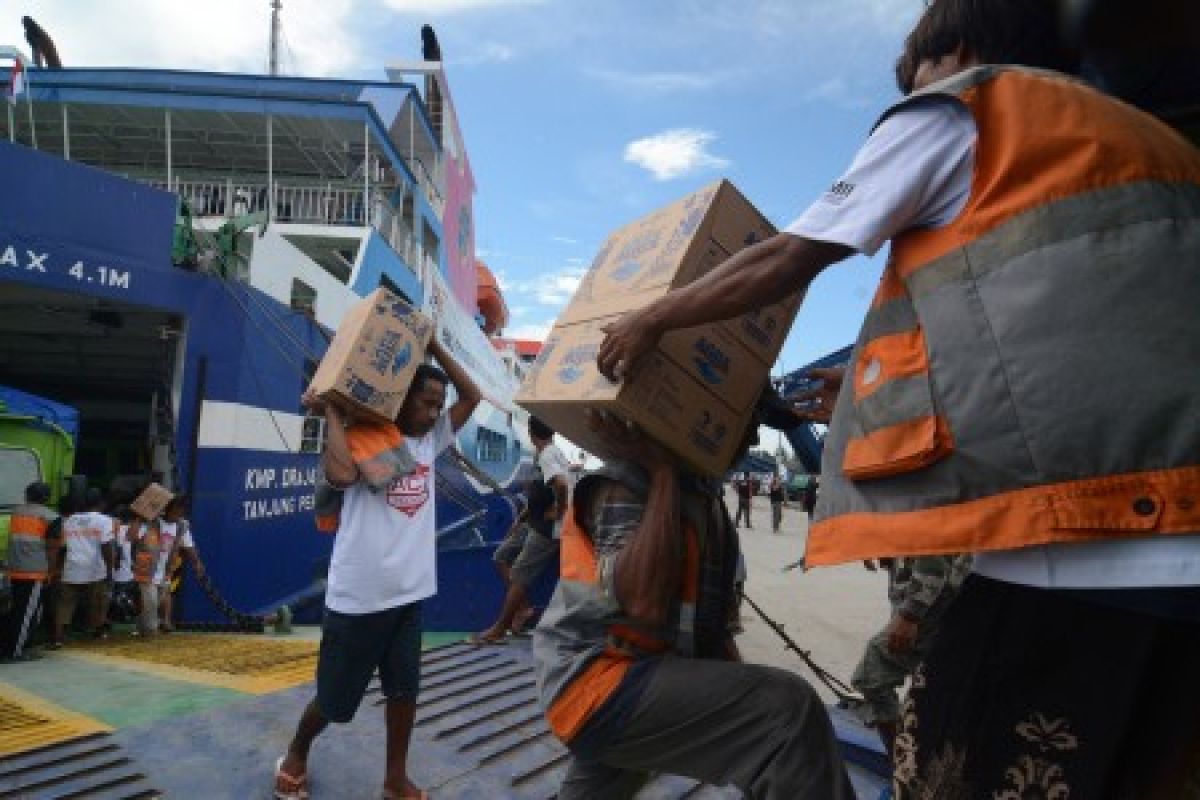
[476,427,506,463]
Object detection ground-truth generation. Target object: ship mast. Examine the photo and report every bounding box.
[269,0,282,76]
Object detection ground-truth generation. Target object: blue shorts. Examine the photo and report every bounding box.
[316,602,422,723]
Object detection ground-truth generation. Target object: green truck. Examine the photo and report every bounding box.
[0,386,79,558]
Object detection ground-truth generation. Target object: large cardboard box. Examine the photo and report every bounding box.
[516,180,802,475]
[130,483,174,520]
[307,288,434,423]
[559,179,800,366]
[517,317,747,475]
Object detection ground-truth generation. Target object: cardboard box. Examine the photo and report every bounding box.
[516,180,803,476]
[307,288,434,423]
[517,316,747,476]
[130,483,174,520]
[559,179,799,366]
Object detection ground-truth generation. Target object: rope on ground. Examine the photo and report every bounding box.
[742,592,861,704]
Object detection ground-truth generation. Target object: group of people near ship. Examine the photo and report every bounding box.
[268,0,1199,797]
[1,484,201,660]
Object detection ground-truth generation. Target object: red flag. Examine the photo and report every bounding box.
[7,59,26,106]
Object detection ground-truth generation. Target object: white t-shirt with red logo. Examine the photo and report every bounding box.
[61,511,116,584]
[325,415,455,614]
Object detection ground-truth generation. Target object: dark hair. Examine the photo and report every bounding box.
[85,487,105,509]
[896,0,1079,94]
[25,481,51,504]
[528,416,555,442]
[165,495,189,514]
[409,363,449,396]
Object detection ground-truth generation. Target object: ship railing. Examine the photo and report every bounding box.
[371,198,420,269]
[156,179,376,226]
[408,157,445,218]
[151,176,428,273]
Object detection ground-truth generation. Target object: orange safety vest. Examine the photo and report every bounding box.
[6,504,57,580]
[808,66,1200,566]
[313,421,413,533]
[538,475,707,743]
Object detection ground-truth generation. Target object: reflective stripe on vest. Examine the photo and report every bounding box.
[7,506,52,580]
[543,496,702,742]
[808,66,1200,566]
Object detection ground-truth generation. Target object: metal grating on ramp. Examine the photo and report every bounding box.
[63,633,319,693]
[0,732,159,799]
[404,642,739,799]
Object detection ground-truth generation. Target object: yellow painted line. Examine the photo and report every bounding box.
[61,633,319,694]
[0,680,110,757]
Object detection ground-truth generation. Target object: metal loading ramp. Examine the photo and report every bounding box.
[408,641,739,799]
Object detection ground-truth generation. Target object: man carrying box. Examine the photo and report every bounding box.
[275,337,480,800]
[533,389,852,800]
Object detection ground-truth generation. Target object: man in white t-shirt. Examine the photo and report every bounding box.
[472,416,571,644]
[53,488,115,646]
[276,336,480,800]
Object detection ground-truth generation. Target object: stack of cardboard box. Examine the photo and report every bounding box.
[517,180,802,476]
[307,288,434,424]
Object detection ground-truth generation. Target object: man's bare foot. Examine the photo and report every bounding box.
[467,628,506,645]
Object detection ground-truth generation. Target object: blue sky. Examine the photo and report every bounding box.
[3,0,923,375]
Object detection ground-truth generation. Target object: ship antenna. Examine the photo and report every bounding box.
[269,0,282,76]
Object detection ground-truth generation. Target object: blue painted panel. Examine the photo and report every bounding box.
[0,385,80,441]
[352,231,425,303]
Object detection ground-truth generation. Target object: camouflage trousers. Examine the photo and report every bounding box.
[849,626,933,726]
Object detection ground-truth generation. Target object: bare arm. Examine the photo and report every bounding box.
[585,412,683,628]
[597,233,852,380]
[318,403,358,487]
[613,463,681,628]
[547,475,569,522]
[428,337,483,432]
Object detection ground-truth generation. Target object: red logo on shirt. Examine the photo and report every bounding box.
[387,464,430,517]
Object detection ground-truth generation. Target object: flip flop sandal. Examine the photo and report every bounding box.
[274,756,310,800]
[467,632,509,646]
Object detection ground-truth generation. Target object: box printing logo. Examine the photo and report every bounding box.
[556,343,599,384]
[369,331,412,375]
[689,409,727,455]
[692,336,730,385]
[610,230,661,282]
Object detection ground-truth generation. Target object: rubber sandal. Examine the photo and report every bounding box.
[467,632,508,646]
[274,756,310,800]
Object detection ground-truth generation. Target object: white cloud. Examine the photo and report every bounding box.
[623,128,731,182]
[3,0,361,76]
[382,0,544,14]
[505,265,588,308]
[451,42,517,67]
[550,235,578,245]
[585,68,731,93]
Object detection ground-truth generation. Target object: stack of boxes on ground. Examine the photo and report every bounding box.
[517,180,801,475]
[307,288,434,422]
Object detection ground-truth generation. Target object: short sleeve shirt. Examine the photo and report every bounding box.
[325,414,456,614]
[785,99,976,255]
[61,511,115,584]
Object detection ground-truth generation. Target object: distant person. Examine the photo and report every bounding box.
[802,477,818,523]
[130,507,164,637]
[472,416,570,644]
[108,507,139,626]
[534,390,852,799]
[849,555,971,757]
[276,338,480,800]
[156,496,204,632]
[734,478,753,528]
[53,488,115,647]
[768,474,786,534]
[0,481,60,660]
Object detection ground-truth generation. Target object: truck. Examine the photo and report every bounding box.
[0,385,80,557]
